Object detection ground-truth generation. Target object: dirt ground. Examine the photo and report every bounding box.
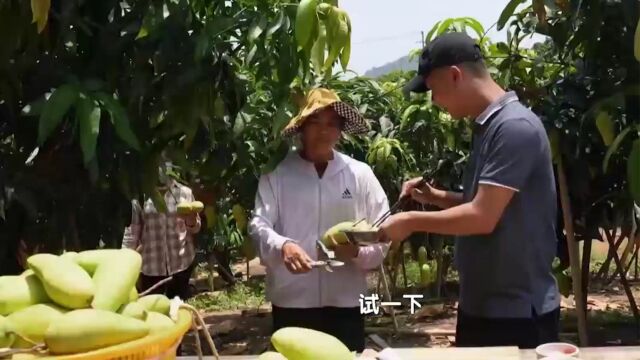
[180,258,640,356]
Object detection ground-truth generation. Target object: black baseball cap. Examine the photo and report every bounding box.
[404,32,484,93]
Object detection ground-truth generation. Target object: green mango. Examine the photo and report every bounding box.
[27,254,94,309]
[117,302,148,321]
[258,351,287,360]
[44,309,150,355]
[74,249,121,276]
[136,295,170,315]
[271,327,352,360]
[129,287,139,302]
[91,249,142,311]
[0,274,50,316]
[19,269,34,277]
[5,303,67,348]
[0,315,15,348]
[145,312,175,334]
[60,251,78,262]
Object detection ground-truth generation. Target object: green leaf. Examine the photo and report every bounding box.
[401,104,419,129]
[497,0,526,31]
[437,18,455,35]
[461,17,485,39]
[603,126,633,173]
[267,11,285,37]
[425,21,441,43]
[76,96,101,165]
[248,16,268,43]
[38,84,79,145]
[95,93,141,151]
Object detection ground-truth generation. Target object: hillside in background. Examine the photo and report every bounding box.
[363,54,417,78]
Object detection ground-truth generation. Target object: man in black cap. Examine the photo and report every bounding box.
[377,32,561,348]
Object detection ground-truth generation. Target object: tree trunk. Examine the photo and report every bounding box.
[581,238,592,316]
[557,162,588,346]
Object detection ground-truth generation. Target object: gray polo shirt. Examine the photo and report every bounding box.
[455,91,560,319]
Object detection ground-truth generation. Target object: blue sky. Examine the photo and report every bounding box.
[339,0,544,75]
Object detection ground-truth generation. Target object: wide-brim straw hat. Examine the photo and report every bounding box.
[281,88,370,137]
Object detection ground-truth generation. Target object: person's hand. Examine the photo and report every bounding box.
[179,213,199,228]
[325,236,359,261]
[377,213,413,244]
[282,241,313,274]
[410,183,441,205]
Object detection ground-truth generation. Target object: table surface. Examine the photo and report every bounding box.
[178,346,640,359]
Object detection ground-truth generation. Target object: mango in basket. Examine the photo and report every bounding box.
[0,274,50,316]
[27,254,94,309]
[129,287,139,302]
[60,251,78,261]
[5,303,67,348]
[91,249,142,312]
[146,312,175,334]
[0,315,15,348]
[118,302,148,321]
[136,294,170,315]
[258,351,287,360]
[19,269,34,277]
[271,327,353,360]
[44,309,150,355]
[74,249,121,276]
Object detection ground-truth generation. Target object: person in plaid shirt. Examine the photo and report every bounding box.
[122,163,202,300]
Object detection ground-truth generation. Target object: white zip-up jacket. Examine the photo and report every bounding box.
[248,149,390,308]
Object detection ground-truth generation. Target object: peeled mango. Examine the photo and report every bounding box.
[118,302,148,321]
[5,303,67,348]
[145,312,175,334]
[44,309,150,355]
[271,327,353,360]
[74,249,121,276]
[0,315,15,348]
[91,249,142,311]
[321,220,372,247]
[27,254,94,309]
[0,274,50,316]
[136,294,170,315]
[177,201,204,215]
[258,352,287,360]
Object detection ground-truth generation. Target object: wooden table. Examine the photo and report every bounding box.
[178,346,640,359]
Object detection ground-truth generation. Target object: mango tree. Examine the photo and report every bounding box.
[0,0,357,281]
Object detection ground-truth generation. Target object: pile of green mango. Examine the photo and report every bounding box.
[0,248,178,356]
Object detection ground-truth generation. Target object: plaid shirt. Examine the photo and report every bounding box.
[122,181,201,276]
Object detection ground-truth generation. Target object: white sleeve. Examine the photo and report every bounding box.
[248,173,294,266]
[353,167,390,270]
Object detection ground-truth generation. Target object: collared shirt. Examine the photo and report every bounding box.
[455,91,561,318]
[248,150,390,308]
[122,181,201,277]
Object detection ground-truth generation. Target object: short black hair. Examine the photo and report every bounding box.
[460,59,488,77]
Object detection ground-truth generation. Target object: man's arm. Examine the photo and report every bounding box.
[403,183,515,235]
[381,118,540,242]
[420,187,464,209]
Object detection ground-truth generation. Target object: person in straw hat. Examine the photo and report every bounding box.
[248,88,390,352]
